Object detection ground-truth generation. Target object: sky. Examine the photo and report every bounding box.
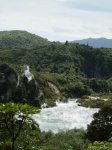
[0,0,112,42]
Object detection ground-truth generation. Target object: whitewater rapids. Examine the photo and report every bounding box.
[33,99,99,133]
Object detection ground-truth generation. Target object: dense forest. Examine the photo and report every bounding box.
[0,30,112,150]
[0,30,50,49]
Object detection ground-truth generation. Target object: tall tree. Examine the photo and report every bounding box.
[0,102,40,150]
[87,106,112,142]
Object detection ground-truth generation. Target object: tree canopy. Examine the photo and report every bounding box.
[0,102,40,150]
[87,106,112,142]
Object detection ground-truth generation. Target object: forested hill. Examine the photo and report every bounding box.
[0,30,112,80]
[0,30,50,49]
[1,42,112,79]
[1,31,112,105]
[72,38,112,48]
[1,31,112,150]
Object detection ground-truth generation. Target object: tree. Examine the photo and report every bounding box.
[87,106,112,142]
[0,102,40,150]
[65,40,69,45]
[86,135,112,150]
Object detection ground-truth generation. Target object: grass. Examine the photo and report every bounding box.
[78,93,112,108]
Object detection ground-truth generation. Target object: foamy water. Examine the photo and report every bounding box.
[33,99,99,133]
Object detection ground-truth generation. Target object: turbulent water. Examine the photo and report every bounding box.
[33,99,99,133]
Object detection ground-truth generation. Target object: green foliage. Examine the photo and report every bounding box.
[87,78,110,93]
[38,129,89,150]
[0,102,89,150]
[0,30,50,49]
[86,136,112,150]
[87,106,112,142]
[0,102,40,150]
[0,63,41,107]
[78,99,112,108]
[1,33,112,102]
[1,34,112,79]
[68,83,91,97]
[1,31,112,149]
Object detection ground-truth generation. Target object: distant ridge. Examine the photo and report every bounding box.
[72,38,112,48]
[0,30,50,49]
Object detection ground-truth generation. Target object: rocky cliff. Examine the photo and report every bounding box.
[0,63,40,107]
[0,63,61,107]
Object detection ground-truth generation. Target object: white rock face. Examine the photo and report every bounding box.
[24,65,34,81]
[48,81,60,95]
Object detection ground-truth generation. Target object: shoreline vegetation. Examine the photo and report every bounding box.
[0,30,112,149]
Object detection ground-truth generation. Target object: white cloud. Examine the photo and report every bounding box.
[62,0,112,12]
[0,0,112,41]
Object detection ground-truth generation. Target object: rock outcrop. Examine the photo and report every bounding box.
[47,81,60,95]
[0,64,40,108]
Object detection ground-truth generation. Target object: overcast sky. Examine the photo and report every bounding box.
[0,0,112,41]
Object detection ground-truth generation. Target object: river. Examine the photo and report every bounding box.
[33,99,99,133]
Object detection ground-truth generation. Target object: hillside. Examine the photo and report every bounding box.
[1,31,112,105]
[0,31,112,150]
[1,42,112,79]
[0,30,50,49]
[72,38,112,48]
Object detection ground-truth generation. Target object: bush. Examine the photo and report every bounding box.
[87,106,112,142]
[86,135,112,150]
[39,129,89,150]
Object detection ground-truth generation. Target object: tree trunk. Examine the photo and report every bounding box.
[11,134,15,150]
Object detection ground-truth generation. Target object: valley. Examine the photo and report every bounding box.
[0,30,112,150]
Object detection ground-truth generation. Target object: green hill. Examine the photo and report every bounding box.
[1,31,112,104]
[0,30,50,49]
[1,42,112,79]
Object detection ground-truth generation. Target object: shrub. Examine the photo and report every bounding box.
[87,106,112,142]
